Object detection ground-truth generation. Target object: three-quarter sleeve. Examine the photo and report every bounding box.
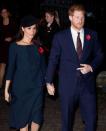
[6,43,17,80]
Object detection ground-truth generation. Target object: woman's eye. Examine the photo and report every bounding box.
[28,27,31,29]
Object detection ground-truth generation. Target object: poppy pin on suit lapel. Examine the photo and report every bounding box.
[85,34,91,41]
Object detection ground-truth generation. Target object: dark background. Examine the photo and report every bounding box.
[0,0,105,18]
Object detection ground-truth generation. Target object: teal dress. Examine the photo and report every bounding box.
[6,42,45,129]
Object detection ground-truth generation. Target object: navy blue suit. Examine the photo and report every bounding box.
[46,28,103,131]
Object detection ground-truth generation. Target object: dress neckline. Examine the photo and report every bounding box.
[15,42,34,47]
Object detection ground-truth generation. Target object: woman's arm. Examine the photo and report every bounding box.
[4,80,12,102]
[4,43,16,102]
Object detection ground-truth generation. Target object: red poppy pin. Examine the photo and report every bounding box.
[86,34,91,41]
[38,47,44,54]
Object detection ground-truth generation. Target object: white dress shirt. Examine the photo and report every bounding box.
[71,27,84,50]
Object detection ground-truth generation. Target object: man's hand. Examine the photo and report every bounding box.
[46,83,55,96]
[77,64,93,74]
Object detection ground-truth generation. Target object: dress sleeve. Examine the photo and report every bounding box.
[6,43,17,80]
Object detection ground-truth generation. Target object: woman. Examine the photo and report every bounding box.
[0,7,17,94]
[4,15,45,131]
[39,9,60,64]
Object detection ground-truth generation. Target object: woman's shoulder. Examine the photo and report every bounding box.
[10,41,16,46]
[8,42,17,53]
[9,42,17,49]
[15,40,23,45]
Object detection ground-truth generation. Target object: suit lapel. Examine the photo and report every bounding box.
[81,29,92,60]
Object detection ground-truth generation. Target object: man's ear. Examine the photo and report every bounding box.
[69,16,72,21]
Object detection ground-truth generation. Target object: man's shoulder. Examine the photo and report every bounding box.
[84,28,97,35]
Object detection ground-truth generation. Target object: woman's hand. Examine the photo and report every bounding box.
[5,90,10,102]
[4,80,11,102]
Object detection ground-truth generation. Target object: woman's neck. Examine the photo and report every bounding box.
[21,38,32,45]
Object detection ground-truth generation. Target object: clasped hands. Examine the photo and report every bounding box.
[77,64,93,74]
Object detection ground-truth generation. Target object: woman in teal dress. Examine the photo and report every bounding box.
[4,15,46,131]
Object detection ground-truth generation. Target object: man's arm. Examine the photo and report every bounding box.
[90,31,103,71]
[45,34,61,95]
[45,34,61,83]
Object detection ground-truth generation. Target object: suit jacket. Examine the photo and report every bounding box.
[46,28,103,96]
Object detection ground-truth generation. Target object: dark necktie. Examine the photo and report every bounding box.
[76,32,82,59]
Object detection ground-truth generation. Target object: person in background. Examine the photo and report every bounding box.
[46,3,103,131]
[4,15,45,131]
[39,9,60,64]
[0,6,17,96]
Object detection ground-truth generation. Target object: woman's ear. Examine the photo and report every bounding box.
[21,27,24,32]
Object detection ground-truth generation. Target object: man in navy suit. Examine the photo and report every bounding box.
[46,3,103,131]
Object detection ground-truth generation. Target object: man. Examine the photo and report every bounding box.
[46,4,103,131]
